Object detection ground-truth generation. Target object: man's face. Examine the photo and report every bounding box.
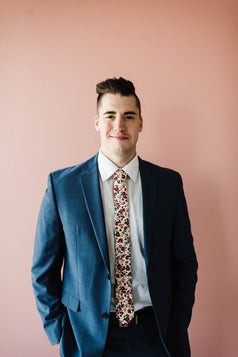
[95,94,143,164]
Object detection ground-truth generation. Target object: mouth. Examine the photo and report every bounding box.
[110,135,128,141]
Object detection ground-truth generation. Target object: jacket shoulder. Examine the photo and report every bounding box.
[50,155,97,184]
[139,158,181,180]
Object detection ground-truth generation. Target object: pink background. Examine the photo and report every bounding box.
[1,0,238,356]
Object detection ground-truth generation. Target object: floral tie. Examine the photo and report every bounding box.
[113,169,134,326]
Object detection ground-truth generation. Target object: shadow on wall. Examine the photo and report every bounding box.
[191,175,226,357]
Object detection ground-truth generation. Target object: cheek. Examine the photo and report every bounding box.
[100,123,111,136]
[104,123,113,133]
[131,127,141,137]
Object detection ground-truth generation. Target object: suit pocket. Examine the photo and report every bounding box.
[61,289,80,312]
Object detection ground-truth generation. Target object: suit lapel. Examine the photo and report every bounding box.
[139,158,158,269]
[80,156,110,272]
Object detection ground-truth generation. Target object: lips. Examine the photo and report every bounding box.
[111,135,128,140]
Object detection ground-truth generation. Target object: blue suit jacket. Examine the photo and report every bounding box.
[31,154,198,357]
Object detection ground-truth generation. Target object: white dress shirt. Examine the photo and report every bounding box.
[98,151,152,312]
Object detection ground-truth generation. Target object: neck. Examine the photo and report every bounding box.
[100,150,136,168]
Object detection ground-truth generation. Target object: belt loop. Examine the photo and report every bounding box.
[135,314,139,325]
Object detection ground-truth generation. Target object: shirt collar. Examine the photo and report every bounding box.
[98,150,139,183]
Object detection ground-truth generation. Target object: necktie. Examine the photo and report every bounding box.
[113,169,134,326]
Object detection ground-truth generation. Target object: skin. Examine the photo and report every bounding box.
[95,93,143,168]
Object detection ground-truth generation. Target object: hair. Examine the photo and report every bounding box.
[96,77,141,115]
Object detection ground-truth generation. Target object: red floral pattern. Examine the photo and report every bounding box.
[113,169,134,326]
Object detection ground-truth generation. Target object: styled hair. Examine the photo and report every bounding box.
[96,77,141,115]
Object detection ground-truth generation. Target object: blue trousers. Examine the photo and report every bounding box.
[59,309,170,357]
[102,315,169,357]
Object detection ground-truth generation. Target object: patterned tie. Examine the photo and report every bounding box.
[113,169,134,326]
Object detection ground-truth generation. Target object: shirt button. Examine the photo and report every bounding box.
[101,312,109,319]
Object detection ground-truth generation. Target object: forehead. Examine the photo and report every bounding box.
[99,94,138,115]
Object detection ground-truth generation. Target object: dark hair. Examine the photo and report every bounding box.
[96,77,141,115]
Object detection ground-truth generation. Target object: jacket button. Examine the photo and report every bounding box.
[101,312,109,319]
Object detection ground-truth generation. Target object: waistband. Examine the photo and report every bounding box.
[109,306,154,328]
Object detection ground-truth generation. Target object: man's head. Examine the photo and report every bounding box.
[95,77,143,167]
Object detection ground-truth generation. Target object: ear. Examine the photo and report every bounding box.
[139,116,143,132]
[94,115,100,132]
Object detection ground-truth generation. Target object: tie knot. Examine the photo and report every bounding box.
[113,169,127,182]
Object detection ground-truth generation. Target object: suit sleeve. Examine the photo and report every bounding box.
[165,173,198,357]
[31,173,66,345]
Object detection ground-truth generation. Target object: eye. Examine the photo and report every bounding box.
[106,115,114,119]
[126,116,134,120]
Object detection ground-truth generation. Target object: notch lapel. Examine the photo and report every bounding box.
[139,158,158,269]
[80,158,110,272]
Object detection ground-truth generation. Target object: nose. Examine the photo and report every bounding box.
[114,116,125,131]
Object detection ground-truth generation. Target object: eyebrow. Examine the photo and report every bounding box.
[102,111,116,115]
[124,111,137,115]
[102,111,137,116]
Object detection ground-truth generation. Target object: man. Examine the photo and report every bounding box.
[32,77,198,357]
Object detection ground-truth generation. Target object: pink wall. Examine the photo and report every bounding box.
[1,0,237,356]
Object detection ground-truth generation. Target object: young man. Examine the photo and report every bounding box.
[32,77,198,357]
